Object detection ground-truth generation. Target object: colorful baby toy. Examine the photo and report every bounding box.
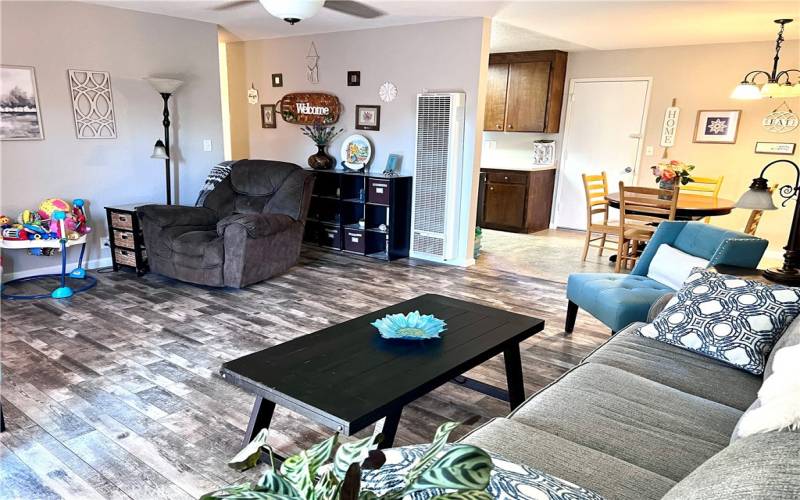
[1,198,96,299]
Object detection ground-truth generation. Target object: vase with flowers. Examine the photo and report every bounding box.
[651,160,695,196]
[302,125,343,170]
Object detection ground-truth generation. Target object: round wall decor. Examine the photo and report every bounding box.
[379,81,397,103]
[340,134,372,171]
[762,102,799,133]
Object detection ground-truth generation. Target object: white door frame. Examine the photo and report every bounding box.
[551,76,653,229]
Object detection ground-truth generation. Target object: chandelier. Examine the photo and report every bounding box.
[731,19,800,99]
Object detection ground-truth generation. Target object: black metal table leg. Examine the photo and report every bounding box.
[504,344,525,410]
[377,407,403,449]
[243,395,276,447]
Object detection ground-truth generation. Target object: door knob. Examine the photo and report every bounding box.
[624,167,633,173]
[508,124,514,129]
[496,124,502,129]
[490,186,494,191]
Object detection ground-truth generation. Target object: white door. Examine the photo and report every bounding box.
[554,78,651,230]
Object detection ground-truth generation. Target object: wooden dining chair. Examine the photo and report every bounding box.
[581,172,618,261]
[682,175,724,223]
[744,183,778,236]
[615,181,679,272]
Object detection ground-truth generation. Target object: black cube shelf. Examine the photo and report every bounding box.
[303,169,412,261]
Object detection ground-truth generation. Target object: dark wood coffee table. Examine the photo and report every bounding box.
[220,294,544,450]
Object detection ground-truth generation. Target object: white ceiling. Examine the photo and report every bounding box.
[88,1,800,51]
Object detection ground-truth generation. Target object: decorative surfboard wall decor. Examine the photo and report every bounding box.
[278,92,341,125]
[68,69,117,139]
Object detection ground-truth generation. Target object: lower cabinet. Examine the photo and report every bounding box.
[479,168,555,233]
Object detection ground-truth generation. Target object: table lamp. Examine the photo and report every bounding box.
[736,159,800,285]
[145,77,183,205]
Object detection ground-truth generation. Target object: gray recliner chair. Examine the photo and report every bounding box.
[137,160,313,288]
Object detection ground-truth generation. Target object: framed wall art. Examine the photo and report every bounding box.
[355,104,380,131]
[68,69,117,139]
[1,65,44,140]
[347,71,360,86]
[271,73,283,87]
[693,110,741,144]
[261,104,277,128]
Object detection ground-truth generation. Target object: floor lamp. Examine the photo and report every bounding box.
[146,78,183,205]
[736,159,800,285]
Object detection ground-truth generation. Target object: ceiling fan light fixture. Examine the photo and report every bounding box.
[259,0,325,24]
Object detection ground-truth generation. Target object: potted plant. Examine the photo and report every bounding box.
[202,421,493,499]
[651,160,695,191]
[302,125,343,170]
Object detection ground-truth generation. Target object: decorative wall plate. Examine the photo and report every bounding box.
[379,81,397,103]
[340,134,372,170]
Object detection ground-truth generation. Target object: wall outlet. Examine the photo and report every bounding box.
[645,146,654,156]
[203,139,213,152]
[101,237,110,248]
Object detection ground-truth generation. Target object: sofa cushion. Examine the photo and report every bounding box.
[508,363,741,481]
[765,313,800,380]
[646,244,709,290]
[459,418,675,500]
[567,273,673,332]
[662,431,800,500]
[637,269,800,374]
[584,323,760,410]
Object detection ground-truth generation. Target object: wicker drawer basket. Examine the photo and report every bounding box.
[114,248,145,267]
[113,229,135,249]
[110,212,134,230]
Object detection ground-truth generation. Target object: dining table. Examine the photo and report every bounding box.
[605,192,737,221]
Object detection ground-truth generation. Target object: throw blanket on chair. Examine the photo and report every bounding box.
[195,160,237,206]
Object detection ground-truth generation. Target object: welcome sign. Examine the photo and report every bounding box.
[278,92,341,125]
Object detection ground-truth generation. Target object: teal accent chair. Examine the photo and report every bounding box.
[565,221,769,333]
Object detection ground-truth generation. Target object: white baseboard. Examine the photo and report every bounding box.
[3,257,113,281]
[444,256,476,267]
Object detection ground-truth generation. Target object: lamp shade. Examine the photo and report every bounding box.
[259,0,324,22]
[760,82,782,98]
[151,139,169,159]
[145,77,183,94]
[730,82,762,100]
[736,185,777,210]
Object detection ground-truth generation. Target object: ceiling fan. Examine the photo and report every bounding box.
[214,0,385,25]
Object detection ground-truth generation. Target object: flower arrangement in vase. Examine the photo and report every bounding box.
[651,160,695,191]
[302,125,343,170]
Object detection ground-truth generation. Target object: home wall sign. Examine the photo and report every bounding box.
[278,92,341,124]
[659,98,680,149]
[762,102,799,133]
[68,69,116,139]
[306,42,319,84]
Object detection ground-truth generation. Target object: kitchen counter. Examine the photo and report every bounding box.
[481,165,557,172]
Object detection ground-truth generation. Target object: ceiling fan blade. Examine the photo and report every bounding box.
[324,0,385,19]
[212,0,258,12]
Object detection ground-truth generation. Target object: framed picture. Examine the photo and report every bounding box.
[384,154,402,174]
[347,71,360,86]
[271,73,283,87]
[1,65,44,140]
[355,104,380,131]
[755,141,796,155]
[693,110,741,144]
[261,104,276,128]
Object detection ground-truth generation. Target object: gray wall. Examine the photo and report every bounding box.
[1,1,224,278]
[226,18,491,264]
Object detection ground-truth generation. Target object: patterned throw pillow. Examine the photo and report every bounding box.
[637,269,800,375]
[361,445,605,500]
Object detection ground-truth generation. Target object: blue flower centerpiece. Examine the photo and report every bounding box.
[371,311,447,340]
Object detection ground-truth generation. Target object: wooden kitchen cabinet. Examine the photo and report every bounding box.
[479,168,556,233]
[483,51,567,134]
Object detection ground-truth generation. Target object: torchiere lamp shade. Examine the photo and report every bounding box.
[736,181,778,210]
[145,77,183,95]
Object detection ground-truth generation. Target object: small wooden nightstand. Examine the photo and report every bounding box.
[105,203,152,276]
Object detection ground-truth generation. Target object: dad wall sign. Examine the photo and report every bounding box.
[278,92,341,125]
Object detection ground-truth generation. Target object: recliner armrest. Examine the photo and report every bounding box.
[137,204,218,227]
[217,213,295,238]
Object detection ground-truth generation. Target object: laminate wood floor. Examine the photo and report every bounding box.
[1,237,608,499]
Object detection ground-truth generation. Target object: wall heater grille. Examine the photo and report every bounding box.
[410,92,466,262]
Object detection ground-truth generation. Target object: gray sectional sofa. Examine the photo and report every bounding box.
[460,298,800,499]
